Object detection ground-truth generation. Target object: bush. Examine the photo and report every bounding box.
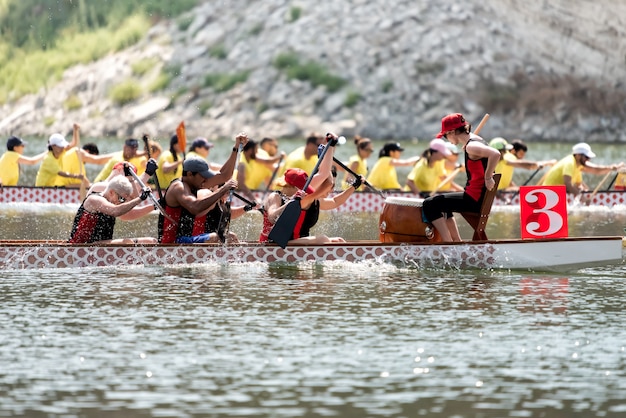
[381,80,394,93]
[64,94,83,111]
[344,91,361,108]
[198,100,212,115]
[110,80,142,105]
[209,44,228,60]
[131,58,160,77]
[148,72,173,92]
[203,71,250,92]
[289,6,302,22]
[273,52,346,93]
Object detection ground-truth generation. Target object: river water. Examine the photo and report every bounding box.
[1,140,626,417]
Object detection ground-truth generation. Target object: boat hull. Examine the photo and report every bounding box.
[0,237,622,272]
[2,186,626,211]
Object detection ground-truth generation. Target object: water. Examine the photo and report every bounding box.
[1,265,626,417]
[3,139,626,417]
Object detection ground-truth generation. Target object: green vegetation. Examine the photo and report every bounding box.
[197,100,212,116]
[273,52,346,93]
[131,58,160,77]
[289,6,302,22]
[110,80,142,106]
[381,80,394,93]
[148,72,173,93]
[0,0,200,103]
[344,91,361,108]
[209,44,228,60]
[249,23,264,37]
[64,94,83,111]
[203,71,250,92]
[43,116,55,127]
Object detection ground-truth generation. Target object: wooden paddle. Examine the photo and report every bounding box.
[217,143,243,243]
[432,113,490,194]
[268,140,333,249]
[589,170,613,202]
[77,149,88,201]
[125,162,177,224]
[142,134,163,201]
[332,157,384,197]
[176,121,187,159]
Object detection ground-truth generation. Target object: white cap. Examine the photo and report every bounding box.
[572,142,596,159]
[429,138,452,156]
[49,133,68,148]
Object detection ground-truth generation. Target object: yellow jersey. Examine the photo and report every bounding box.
[341,154,368,190]
[404,159,446,192]
[35,151,65,187]
[495,152,516,189]
[367,157,401,190]
[541,155,583,186]
[156,151,184,189]
[0,151,21,186]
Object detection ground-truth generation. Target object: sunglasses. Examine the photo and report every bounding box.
[116,192,126,203]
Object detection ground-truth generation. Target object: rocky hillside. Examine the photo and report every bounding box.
[1,0,625,142]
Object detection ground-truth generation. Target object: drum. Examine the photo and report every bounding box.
[379,197,441,243]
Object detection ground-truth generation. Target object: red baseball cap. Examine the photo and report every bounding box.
[282,168,315,194]
[438,113,467,137]
[113,162,137,173]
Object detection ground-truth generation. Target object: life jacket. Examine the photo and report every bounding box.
[464,138,489,202]
[158,179,197,243]
[68,193,116,243]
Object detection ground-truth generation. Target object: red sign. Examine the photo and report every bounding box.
[519,186,568,239]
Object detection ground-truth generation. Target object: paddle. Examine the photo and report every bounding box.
[124,162,177,225]
[605,172,619,191]
[588,170,613,203]
[77,149,88,201]
[217,143,243,243]
[332,157,384,198]
[142,134,163,201]
[232,191,265,214]
[176,121,187,159]
[431,113,490,194]
[268,138,333,249]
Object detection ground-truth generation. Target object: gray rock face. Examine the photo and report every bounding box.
[1,0,625,142]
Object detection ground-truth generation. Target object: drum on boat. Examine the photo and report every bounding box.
[379,197,441,243]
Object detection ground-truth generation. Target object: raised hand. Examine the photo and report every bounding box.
[145,158,158,176]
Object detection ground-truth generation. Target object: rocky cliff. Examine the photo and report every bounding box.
[1,0,624,142]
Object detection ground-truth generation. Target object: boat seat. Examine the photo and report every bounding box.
[460,173,501,241]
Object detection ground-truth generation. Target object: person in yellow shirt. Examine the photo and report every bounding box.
[0,136,46,186]
[541,142,621,204]
[489,137,555,190]
[281,133,325,176]
[404,138,452,197]
[340,135,374,190]
[185,137,222,171]
[236,139,285,201]
[93,138,148,183]
[156,134,184,189]
[61,142,116,188]
[366,142,420,190]
[35,128,82,187]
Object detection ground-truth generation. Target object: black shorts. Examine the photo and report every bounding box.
[422,192,482,222]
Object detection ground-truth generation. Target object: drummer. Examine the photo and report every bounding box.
[422,113,501,242]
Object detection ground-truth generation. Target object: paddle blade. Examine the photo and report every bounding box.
[268,199,302,249]
[176,121,187,152]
